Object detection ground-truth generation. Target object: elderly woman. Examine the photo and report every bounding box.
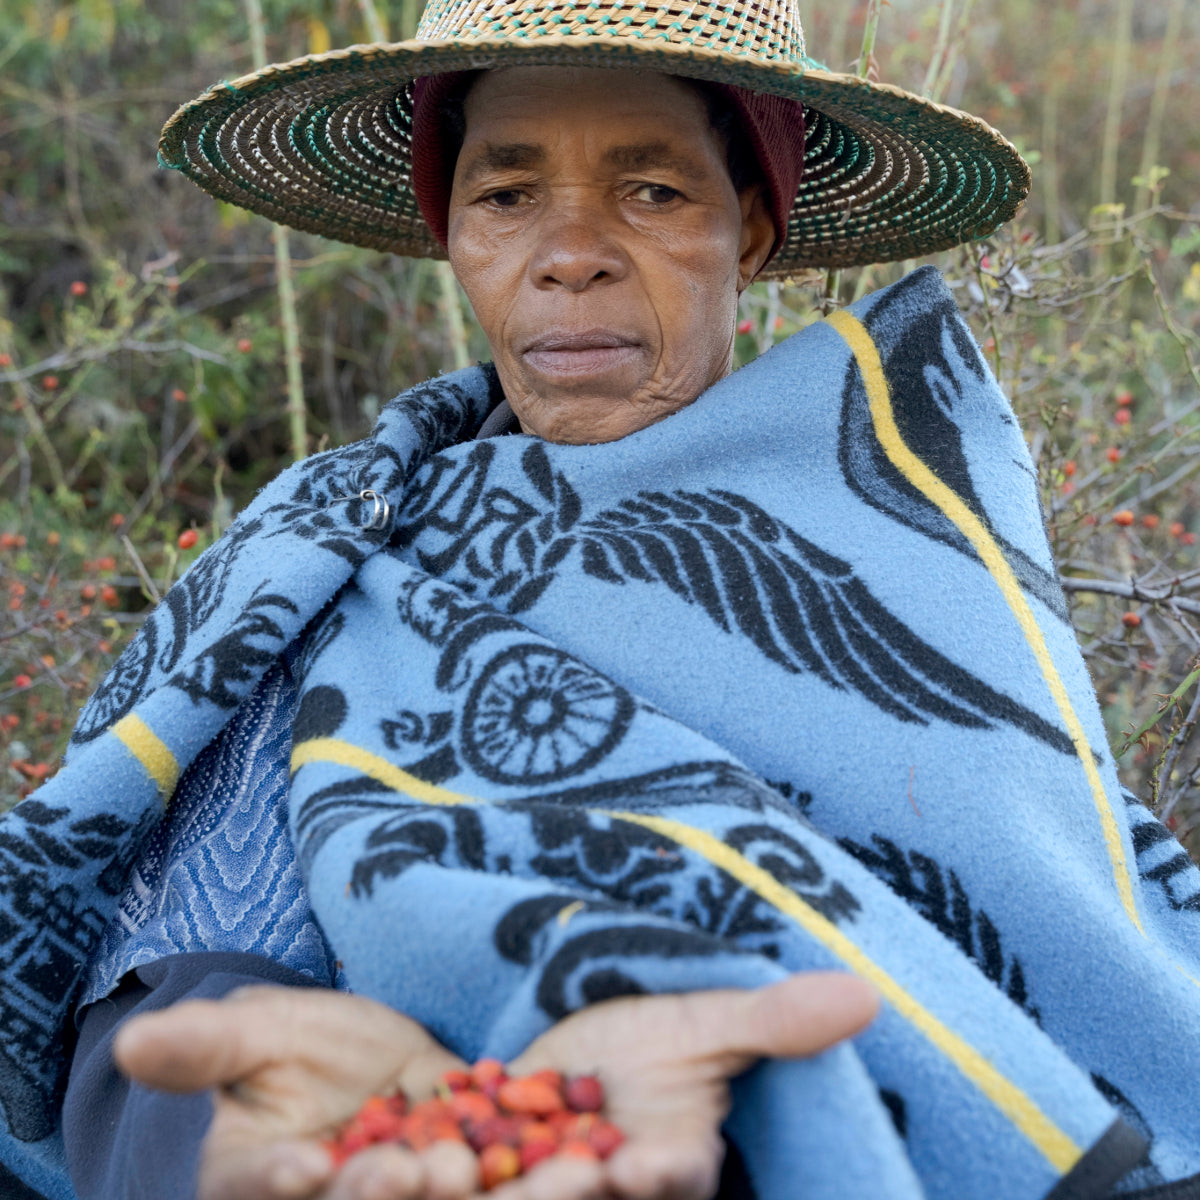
[4,2,1200,1199]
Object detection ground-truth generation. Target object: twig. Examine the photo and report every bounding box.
[120,535,162,605]
[1060,577,1200,617]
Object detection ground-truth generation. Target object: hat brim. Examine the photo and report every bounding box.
[158,37,1031,277]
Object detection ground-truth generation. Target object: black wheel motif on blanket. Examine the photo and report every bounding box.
[462,644,634,784]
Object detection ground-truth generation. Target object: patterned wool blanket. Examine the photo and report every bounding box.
[3,267,1200,1200]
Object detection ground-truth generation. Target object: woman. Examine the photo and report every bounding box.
[3,1,1199,1198]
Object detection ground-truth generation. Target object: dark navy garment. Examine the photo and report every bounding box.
[64,953,324,1200]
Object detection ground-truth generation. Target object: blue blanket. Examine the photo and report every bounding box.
[3,267,1199,1199]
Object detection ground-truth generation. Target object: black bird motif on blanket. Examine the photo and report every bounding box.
[395,443,1074,755]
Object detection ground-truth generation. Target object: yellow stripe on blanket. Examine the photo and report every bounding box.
[826,309,1143,936]
[111,713,179,803]
[290,736,1082,1174]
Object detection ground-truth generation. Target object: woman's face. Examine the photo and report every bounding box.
[447,67,775,444]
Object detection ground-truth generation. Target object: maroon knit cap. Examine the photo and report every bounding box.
[410,72,805,262]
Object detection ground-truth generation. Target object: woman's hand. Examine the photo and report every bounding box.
[113,985,479,1200]
[114,971,877,1200]
[494,971,878,1200]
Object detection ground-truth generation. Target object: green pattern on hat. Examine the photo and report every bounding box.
[158,0,1030,275]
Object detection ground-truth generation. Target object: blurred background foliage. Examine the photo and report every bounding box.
[2,0,1200,862]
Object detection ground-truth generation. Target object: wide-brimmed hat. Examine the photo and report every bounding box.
[158,0,1031,279]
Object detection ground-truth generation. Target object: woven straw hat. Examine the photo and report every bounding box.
[158,0,1031,279]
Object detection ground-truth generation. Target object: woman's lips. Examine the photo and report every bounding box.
[521,331,641,378]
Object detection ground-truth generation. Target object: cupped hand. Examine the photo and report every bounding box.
[113,985,478,1200]
[493,970,879,1200]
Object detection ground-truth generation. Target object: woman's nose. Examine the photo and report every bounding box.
[528,201,629,292]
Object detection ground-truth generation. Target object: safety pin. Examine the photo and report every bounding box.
[329,489,391,532]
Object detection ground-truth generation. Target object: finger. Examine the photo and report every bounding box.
[113,987,456,1095]
[419,1140,479,1199]
[197,1139,334,1200]
[489,1155,608,1200]
[603,1136,723,1200]
[324,1143,425,1200]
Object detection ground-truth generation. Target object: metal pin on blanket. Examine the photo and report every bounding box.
[329,489,391,531]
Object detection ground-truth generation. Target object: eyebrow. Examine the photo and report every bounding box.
[458,140,710,185]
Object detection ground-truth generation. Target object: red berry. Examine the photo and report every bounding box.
[69,280,88,297]
[110,513,125,528]
[1170,522,1186,537]
[497,1076,567,1116]
[13,674,31,688]
[441,1069,472,1093]
[177,529,198,550]
[1,714,19,730]
[1114,408,1131,426]
[1106,446,1121,463]
[465,1115,523,1153]
[518,1139,558,1172]
[101,584,119,607]
[980,254,992,269]
[479,1143,521,1190]
[563,1075,605,1114]
[1183,533,1197,546]
[1122,612,1141,628]
[0,353,11,367]
[450,1089,497,1124]
[171,387,188,403]
[1141,514,1160,530]
[1060,480,1074,496]
[80,583,97,601]
[558,1139,600,1161]
[471,1058,507,1096]
[42,374,59,390]
[95,555,116,571]
[1116,391,1133,407]
[1112,510,1135,527]
[1062,460,1076,477]
[586,1118,626,1158]
[237,337,253,353]
[736,318,753,335]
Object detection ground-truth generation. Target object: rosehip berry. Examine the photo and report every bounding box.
[80,584,97,600]
[1170,522,1186,537]
[1183,533,1197,545]
[586,1118,626,1158]
[13,674,31,688]
[980,254,992,269]
[518,1139,558,1172]
[479,1143,521,1190]
[1060,480,1074,496]
[42,375,59,390]
[110,513,125,528]
[96,555,116,571]
[1063,460,1076,477]
[1112,510,1135,527]
[563,1075,605,1113]
[497,1076,567,1117]
[559,1140,600,1161]
[171,387,188,403]
[450,1089,497,1125]
[237,337,253,353]
[101,584,119,607]
[0,353,11,367]
[1114,409,1131,426]
[736,318,753,335]
[441,1069,472,1092]
[471,1058,507,1097]
[69,280,88,297]
[1122,612,1141,628]
[177,529,198,550]
[1115,391,1133,407]
[1106,447,1121,463]
[97,640,111,654]
[1,714,19,730]
[465,1115,523,1152]
[46,531,60,546]
[518,1121,558,1147]
[1141,514,1159,529]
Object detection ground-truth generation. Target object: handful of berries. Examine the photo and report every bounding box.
[325,1059,625,1190]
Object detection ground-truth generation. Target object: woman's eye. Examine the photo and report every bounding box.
[486,189,525,208]
[632,184,680,204]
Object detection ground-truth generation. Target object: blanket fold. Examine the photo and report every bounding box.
[3,267,1199,1200]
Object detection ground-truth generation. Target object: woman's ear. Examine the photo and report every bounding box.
[736,185,778,292]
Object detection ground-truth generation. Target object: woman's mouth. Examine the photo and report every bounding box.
[521,330,642,379]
